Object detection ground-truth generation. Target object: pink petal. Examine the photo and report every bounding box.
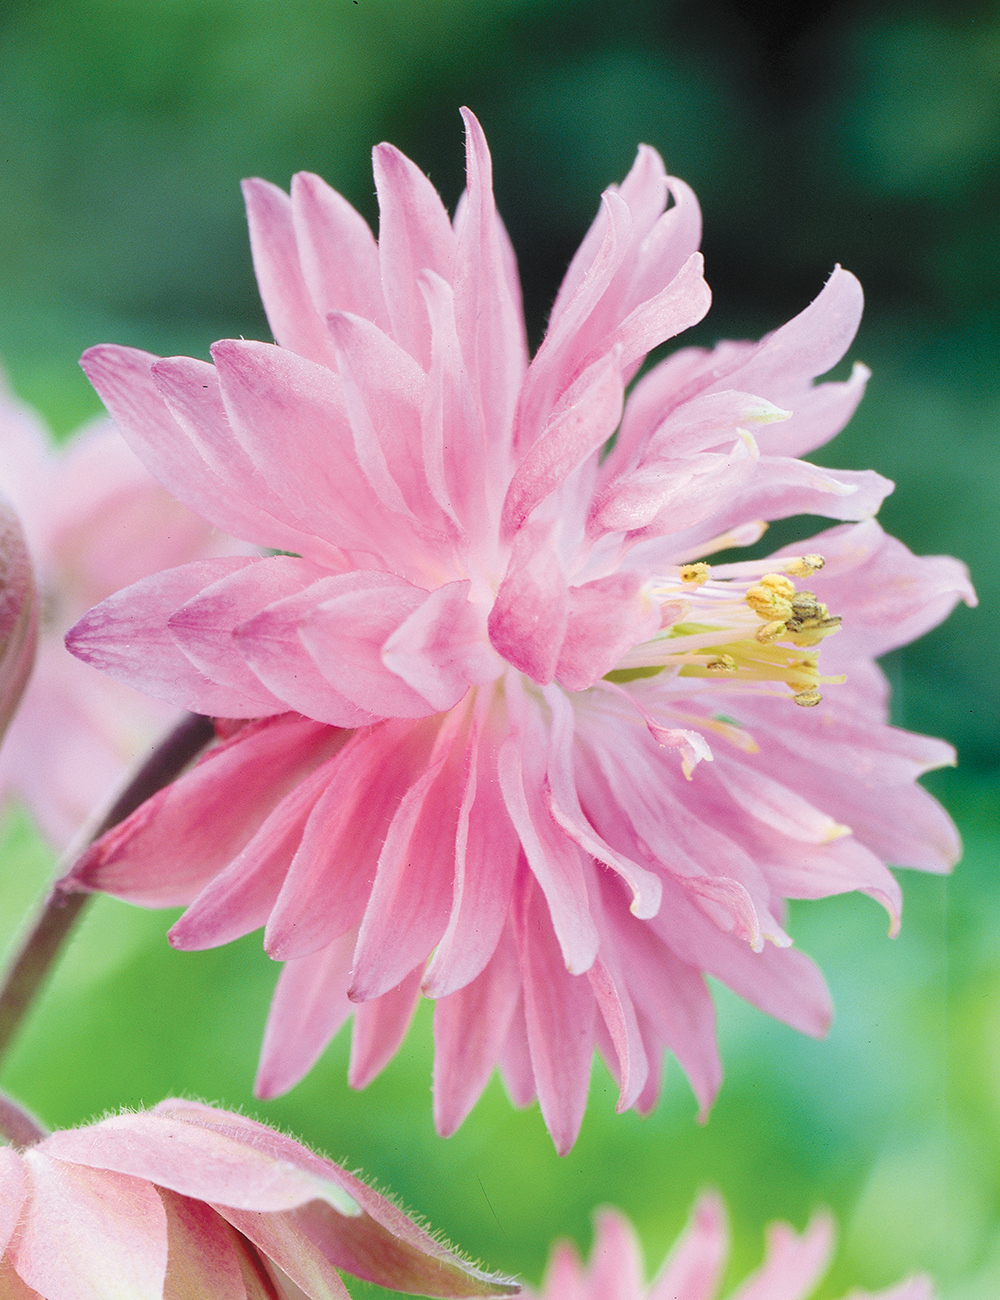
[348,964,424,1090]
[586,1210,646,1300]
[423,709,520,997]
[0,1147,27,1255]
[169,755,341,951]
[432,926,521,1136]
[501,353,624,537]
[149,353,345,567]
[158,1189,249,1300]
[382,579,501,711]
[242,177,340,367]
[169,557,327,710]
[255,934,355,1099]
[299,572,443,718]
[206,1204,352,1300]
[264,719,437,961]
[497,996,536,1108]
[587,951,649,1114]
[454,108,529,460]
[488,524,568,684]
[513,875,596,1155]
[80,344,316,556]
[66,557,282,716]
[373,141,456,369]
[62,715,347,906]
[728,1213,833,1300]
[15,1152,167,1300]
[290,170,389,330]
[648,1192,728,1300]
[555,571,661,690]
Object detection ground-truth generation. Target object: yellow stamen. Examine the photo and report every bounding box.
[679,563,710,586]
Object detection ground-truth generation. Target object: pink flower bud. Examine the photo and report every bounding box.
[0,494,36,742]
[0,1098,519,1299]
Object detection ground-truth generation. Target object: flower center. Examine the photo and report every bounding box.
[606,553,844,706]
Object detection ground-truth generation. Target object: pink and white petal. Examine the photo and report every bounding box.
[242,177,340,367]
[206,1204,352,1300]
[513,876,596,1155]
[500,353,624,538]
[498,685,599,975]
[755,361,870,459]
[150,354,345,567]
[712,758,850,845]
[623,175,704,312]
[587,951,649,1114]
[15,1154,167,1300]
[454,109,529,458]
[650,877,832,1038]
[728,1213,834,1300]
[169,756,340,951]
[159,1190,248,1300]
[79,345,303,554]
[265,719,438,961]
[169,557,326,707]
[327,312,446,533]
[515,191,633,453]
[348,751,457,1001]
[382,579,501,712]
[607,251,711,378]
[62,715,347,906]
[790,519,976,659]
[255,934,356,1100]
[497,995,536,1109]
[587,1210,646,1300]
[0,1148,26,1255]
[373,142,456,369]
[488,524,569,685]
[556,572,661,691]
[423,713,520,998]
[432,926,521,1137]
[66,558,280,716]
[212,339,421,564]
[235,584,380,728]
[648,1192,728,1300]
[348,964,424,1090]
[299,574,441,718]
[290,171,389,330]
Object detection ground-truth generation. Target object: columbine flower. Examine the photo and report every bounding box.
[529,1194,932,1300]
[0,1097,517,1299]
[0,379,236,847]
[63,111,974,1151]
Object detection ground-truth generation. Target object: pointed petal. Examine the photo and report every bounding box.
[290,171,388,329]
[242,177,339,367]
[649,1192,728,1300]
[255,935,355,1099]
[728,1213,834,1300]
[348,965,423,1090]
[587,1210,646,1300]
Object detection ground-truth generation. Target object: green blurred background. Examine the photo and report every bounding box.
[0,0,997,1295]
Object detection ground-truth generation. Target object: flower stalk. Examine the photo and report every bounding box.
[0,711,215,1068]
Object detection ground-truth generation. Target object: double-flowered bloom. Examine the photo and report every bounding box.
[529,1194,932,1300]
[0,1098,516,1299]
[64,110,974,1150]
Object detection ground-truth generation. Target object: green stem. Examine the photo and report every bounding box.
[0,712,215,1070]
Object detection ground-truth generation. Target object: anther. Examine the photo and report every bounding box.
[680,563,710,586]
[785,554,825,578]
[756,619,787,643]
[706,654,738,673]
[793,687,822,707]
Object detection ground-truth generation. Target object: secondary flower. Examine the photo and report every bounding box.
[0,492,36,743]
[0,380,235,847]
[0,1097,517,1299]
[529,1194,932,1300]
[64,111,974,1151]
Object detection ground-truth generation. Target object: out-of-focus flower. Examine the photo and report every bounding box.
[528,1194,932,1300]
[0,493,36,743]
[64,111,974,1150]
[0,1097,518,1299]
[0,380,236,847]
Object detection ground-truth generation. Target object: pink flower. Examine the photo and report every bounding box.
[528,1194,932,1300]
[0,379,237,847]
[0,1097,517,1299]
[63,111,974,1151]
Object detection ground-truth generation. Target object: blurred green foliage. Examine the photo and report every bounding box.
[0,1,997,1297]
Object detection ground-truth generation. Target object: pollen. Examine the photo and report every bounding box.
[680,563,710,586]
[793,687,823,707]
[706,654,738,673]
[745,573,795,621]
[785,553,825,577]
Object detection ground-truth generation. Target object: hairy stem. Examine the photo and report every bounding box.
[0,712,215,1069]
